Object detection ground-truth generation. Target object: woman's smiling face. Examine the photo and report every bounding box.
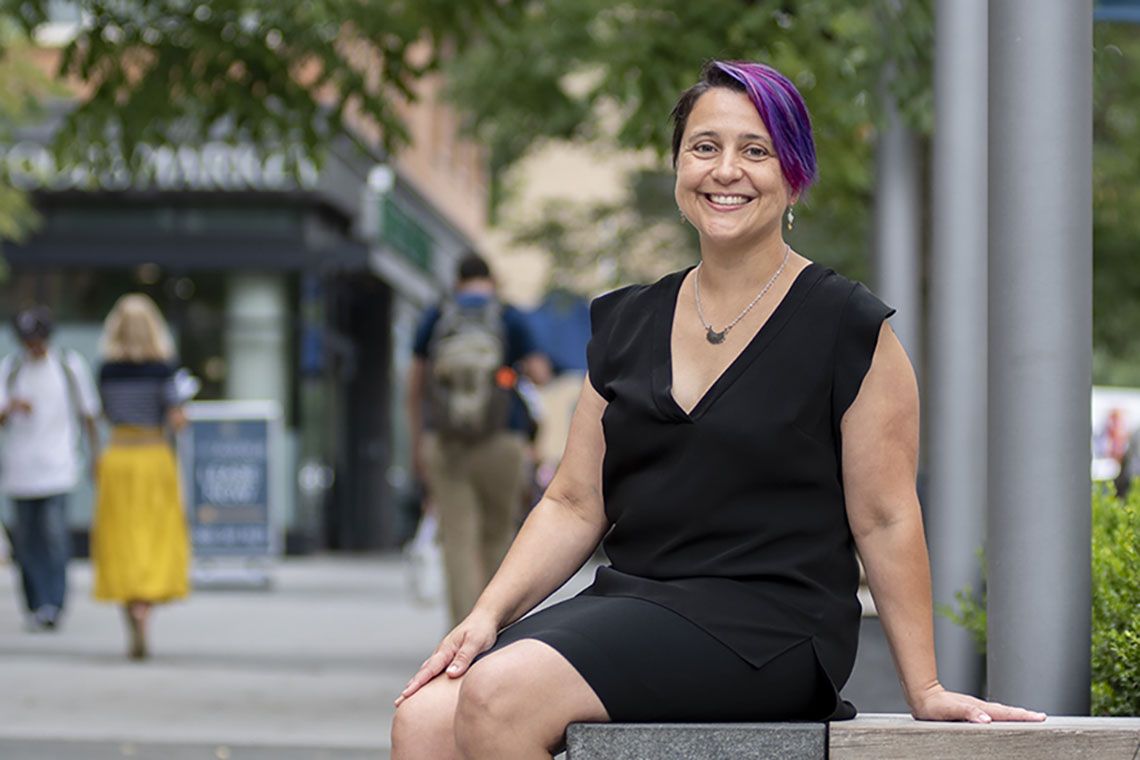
[674,88,796,251]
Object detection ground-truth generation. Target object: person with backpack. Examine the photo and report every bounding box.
[0,306,101,631]
[407,253,551,626]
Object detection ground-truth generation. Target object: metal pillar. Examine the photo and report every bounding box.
[987,0,1092,714]
[927,0,988,696]
[873,87,923,371]
[225,273,290,407]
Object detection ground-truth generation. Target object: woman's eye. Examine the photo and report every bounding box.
[746,146,770,158]
[692,143,716,154]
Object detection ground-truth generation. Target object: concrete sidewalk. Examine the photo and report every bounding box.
[0,555,457,758]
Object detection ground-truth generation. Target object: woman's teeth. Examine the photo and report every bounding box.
[707,194,750,205]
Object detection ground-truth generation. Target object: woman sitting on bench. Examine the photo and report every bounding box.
[392,59,1046,760]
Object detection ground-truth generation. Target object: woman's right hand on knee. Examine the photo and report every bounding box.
[395,610,499,706]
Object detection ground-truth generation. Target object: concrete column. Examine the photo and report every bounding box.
[927,0,988,695]
[987,0,1092,713]
[873,80,923,375]
[225,273,289,408]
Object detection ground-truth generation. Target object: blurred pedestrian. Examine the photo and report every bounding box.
[1115,427,1140,499]
[91,294,189,660]
[406,252,551,626]
[0,305,100,631]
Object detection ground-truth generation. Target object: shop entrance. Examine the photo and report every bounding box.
[325,274,396,550]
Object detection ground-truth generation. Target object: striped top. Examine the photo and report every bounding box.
[98,361,180,427]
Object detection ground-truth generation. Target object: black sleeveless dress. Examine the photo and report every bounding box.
[483,262,895,722]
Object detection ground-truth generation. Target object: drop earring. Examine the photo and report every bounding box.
[679,208,689,225]
[786,206,795,232]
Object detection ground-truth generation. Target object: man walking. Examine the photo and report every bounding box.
[0,306,100,630]
[407,253,550,625]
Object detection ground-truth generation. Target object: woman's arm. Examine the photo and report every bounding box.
[397,376,611,703]
[167,405,187,433]
[842,323,1044,723]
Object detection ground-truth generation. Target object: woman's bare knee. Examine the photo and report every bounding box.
[454,640,608,757]
[391,675,462,760]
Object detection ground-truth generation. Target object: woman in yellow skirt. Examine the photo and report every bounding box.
[91,294,189,660]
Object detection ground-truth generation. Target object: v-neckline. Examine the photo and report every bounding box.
[652,262,821,422]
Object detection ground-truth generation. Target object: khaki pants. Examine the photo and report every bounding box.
[423,431,526,625]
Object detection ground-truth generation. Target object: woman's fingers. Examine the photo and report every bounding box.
[915,690,1047,723]
[394,644,456,706]
[966,706,992,724]
[392,617,499,706]
[446,630,492,678]
[979,700,1047,722]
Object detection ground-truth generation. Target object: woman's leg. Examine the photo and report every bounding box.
[391,670,463,760]
[392,638,609,760]
[454,639,609,760]
[124,601,151,660]
[13,498,45,616]
[423,436,484,625]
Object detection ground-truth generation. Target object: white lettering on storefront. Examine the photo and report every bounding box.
[0,141,320,192]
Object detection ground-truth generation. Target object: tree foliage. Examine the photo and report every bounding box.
[1,3,1136,383]
[1093,23,1140,386]
[446,0,933,287]
[4,0,525,172]
[0,15,53,247]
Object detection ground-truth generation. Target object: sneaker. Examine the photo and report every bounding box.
[34,605,60,631]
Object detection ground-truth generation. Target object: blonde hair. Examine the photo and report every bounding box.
[100,294,175,363]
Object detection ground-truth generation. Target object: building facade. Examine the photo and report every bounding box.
[2,83,490,556]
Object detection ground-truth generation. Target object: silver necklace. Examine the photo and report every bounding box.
[694,244,791,345]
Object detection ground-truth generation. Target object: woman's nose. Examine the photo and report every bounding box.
[712,151,743,181]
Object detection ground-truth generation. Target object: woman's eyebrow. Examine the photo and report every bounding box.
[688,130,720,141]
[689,129,773,145]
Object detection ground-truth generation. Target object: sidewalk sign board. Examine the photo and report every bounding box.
[180,400,283,588]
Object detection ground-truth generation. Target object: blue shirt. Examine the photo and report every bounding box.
[413,293,541,434]
[99,361,179,427]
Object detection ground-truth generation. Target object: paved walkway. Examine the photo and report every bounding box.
[0,554,905,758]
[0,555,452,758]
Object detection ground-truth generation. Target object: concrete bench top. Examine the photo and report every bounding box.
[567,713,1140,760]
[832,713,1140,760]
[566,722,825,760]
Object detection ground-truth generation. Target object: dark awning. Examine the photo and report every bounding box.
[3,234,368,272]
[2,196,369,272]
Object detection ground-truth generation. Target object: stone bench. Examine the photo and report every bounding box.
[566,713,1140,760]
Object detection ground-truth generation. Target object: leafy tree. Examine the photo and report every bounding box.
[4,3,1138,384]
[4,0,526,172]
[2,0,936,284]
[0,16,54,248]
[451,4,1140,383]
[446,0,934,288]
[1093,23,1140,386]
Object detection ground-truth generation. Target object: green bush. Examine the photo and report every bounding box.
[1091,483,1140,715]
[940,483,1140,716]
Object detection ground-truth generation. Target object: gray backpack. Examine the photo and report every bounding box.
[426,299,511,442]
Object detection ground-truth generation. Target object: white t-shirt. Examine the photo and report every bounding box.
[0,349,101,498]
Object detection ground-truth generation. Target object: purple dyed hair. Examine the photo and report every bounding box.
[670,60,817,196]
